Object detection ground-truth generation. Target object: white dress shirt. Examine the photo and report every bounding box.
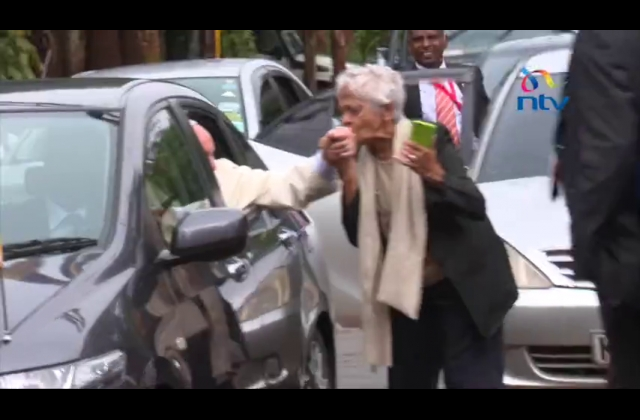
[416,62,463,134]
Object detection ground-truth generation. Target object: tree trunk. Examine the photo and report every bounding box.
[164,30,191,61]
[120,30,145,65]
[46,30,70,77]
[303,30,317,93]
[140,30,163,63]
[331,30,347,83]
[187,30,200,59]
[85,30,122,70]
[68,30,86,75]
[201,30,214,58]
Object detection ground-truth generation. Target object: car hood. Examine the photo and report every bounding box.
[479,176,571,253]
[0,251,101,332]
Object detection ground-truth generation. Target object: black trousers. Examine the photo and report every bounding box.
[600,300,640,388]
[388,280,504,389]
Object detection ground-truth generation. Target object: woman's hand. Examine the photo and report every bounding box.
[397,141,445,185]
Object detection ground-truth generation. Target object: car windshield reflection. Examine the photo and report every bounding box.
[0,111,118,247]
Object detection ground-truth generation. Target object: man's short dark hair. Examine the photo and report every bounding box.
[408,30,445,38]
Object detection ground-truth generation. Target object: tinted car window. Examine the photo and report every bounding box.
[272,75,306,108]
[145,109,211,245]
[171,77,247,135]
[476,73,566,184]
[0,111,118,244]
[259,80,286,127]
[254,92,335,157]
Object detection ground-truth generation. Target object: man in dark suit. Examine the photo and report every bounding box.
[558,30,640,389]
[403,30,489,140]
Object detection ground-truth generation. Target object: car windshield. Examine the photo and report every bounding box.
[476,73,567,184]
[171,77,247,134]
[0,111,118,246]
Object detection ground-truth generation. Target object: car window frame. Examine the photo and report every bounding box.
[168,76,249,137]
[176,97,257,166]
[255,71,289,129]
[142,100,221,217]
[270,71,308,108]
[253,90,337,157]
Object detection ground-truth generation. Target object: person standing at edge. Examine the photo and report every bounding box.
[323,65,517,389]
[404,30,489,142]
[558,30,640,389]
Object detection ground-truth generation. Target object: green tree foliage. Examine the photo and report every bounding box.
[222,30,257,58]
[0,30,42,79]
[353,30,391,63]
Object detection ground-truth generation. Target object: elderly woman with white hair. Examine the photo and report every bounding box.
[323,65,518,389]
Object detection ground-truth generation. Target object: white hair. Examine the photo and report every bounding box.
[336,65,406,122]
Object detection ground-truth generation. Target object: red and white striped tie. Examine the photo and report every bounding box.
[435,87,460,146]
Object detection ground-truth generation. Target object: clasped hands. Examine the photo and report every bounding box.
[319,127,444,183]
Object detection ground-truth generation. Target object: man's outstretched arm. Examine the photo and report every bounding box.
[216,153,337,211]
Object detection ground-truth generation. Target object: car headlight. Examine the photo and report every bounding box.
[504,242,553,289]
[238,267,291,323]
[0,351,126,389]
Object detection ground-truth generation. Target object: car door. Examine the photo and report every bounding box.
[142,102,254,389]
[176,99,306,388]
[252,90,337,158]
[255,70,289,129]
[270,72,311,107]
[254,67,310,130]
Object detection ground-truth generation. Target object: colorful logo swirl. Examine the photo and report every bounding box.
[521,68,556,93]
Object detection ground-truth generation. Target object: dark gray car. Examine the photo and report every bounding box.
[0,78,335,389]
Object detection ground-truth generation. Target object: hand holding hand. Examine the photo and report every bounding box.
[396,141,445,184]
[320,127,357,167]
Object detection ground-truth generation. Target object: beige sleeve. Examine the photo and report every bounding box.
[215,158,337,211]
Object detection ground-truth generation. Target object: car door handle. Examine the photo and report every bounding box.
[277,229,299,249]
[226,257,250,283]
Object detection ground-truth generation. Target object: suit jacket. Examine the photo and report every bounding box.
[559,30,640,306]
[161,156,336,241]
[404,63,490,138]
[341,124,518,339]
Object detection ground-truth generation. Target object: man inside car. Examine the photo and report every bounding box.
[161,120,353,240]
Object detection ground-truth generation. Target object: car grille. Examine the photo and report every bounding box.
[543,249,595,289]
[528,346,606,379]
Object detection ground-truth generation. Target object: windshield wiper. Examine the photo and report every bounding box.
[4,237,98,260]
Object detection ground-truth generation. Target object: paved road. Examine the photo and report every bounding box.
[335,328,387,389]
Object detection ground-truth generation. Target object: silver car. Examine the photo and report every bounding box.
[471,47,607,388]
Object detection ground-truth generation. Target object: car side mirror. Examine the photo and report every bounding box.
[169,207,249,263]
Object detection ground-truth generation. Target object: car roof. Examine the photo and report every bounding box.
[522,48,573,75]
[0,78,143,108]
[490,33,576,54]
[75,58,269,80]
